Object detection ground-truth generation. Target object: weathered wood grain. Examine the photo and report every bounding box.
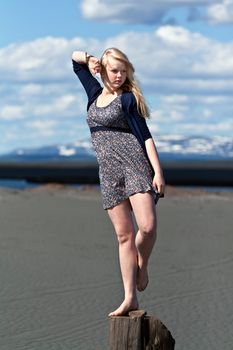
[109,310,175,350]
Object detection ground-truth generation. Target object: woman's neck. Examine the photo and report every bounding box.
[102,86,121,96]
[96,87,122,107]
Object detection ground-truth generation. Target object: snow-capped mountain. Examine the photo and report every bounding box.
[0,141,96,162]
[154,135,233,160]
[0,136,232,162]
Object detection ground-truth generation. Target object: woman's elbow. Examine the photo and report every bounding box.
[71,51,86,63]
[71,51,78,61]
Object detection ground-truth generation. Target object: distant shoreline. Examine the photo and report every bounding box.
[0,159,233,186]
[0,183,232,201]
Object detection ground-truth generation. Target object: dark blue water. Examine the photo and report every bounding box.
[0,179,40,190]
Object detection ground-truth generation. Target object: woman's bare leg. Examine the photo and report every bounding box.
[107,199,138,316]
[129,192,157,292]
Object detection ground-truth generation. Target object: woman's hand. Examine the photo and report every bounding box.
[88,56,101,75]
[152,171,165,197]
[71,51,101,75]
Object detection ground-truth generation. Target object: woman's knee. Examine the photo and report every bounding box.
[115,225,134,244]
[139,219,157,238]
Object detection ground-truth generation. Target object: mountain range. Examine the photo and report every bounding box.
[0,135,232,162]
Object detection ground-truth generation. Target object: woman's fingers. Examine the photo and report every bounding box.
[153,176,165,197]
[89,59,101,75]
[157,185,165,197]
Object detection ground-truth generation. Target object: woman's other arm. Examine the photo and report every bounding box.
[145,138,165,196]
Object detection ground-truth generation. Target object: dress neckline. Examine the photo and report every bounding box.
[95,94,121,109]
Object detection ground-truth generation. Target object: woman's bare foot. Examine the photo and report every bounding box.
[137,265,149,292]
[108,298,138,317]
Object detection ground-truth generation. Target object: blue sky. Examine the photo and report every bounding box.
[0,0,233,154]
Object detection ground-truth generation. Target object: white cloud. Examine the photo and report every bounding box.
[0,36,92,82]
[207,0,233,24]
[19,84,44,96]
[101,27,233,90]
[81,0,167,24]
[0,105,25,120]
[81,0,215,24]
[149,78,233,95]
[161,95,189,104]
[156,26,208,48]
[1,25,233,154]
[32,94,77,116]
[202,108,212,118]
[181,120,233,132]
[25,120,57,136]
[198,95,233,104]
[1,26,233,91]
[149,89,233,137]
[155,26,233,79]
[81,0,233,26]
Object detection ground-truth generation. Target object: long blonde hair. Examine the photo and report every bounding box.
[100,48,150,118]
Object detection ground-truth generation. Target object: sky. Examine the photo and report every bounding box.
[0,0,233,154]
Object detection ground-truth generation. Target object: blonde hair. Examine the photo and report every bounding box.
[100,48,150,118]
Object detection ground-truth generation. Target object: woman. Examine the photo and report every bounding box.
[72,48,165,316]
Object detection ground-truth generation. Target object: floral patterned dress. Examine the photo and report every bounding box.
[87,95,153,209]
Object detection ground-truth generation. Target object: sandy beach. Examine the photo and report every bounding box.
[0,185,232,350]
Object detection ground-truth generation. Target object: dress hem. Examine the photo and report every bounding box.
[103,187,153,210]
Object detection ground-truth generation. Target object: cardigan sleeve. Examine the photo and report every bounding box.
[123,92,152,141]
[72,59,102,109]
[130,102,152,141]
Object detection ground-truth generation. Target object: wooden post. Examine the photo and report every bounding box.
[109,310,175,350]
[143,315,175,350]
[109,310,146,350]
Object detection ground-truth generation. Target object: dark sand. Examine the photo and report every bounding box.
[0,185,233,350]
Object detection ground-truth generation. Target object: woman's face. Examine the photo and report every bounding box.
[103,56,127,91]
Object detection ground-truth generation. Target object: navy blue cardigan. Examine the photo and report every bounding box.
[72,59,152,156]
